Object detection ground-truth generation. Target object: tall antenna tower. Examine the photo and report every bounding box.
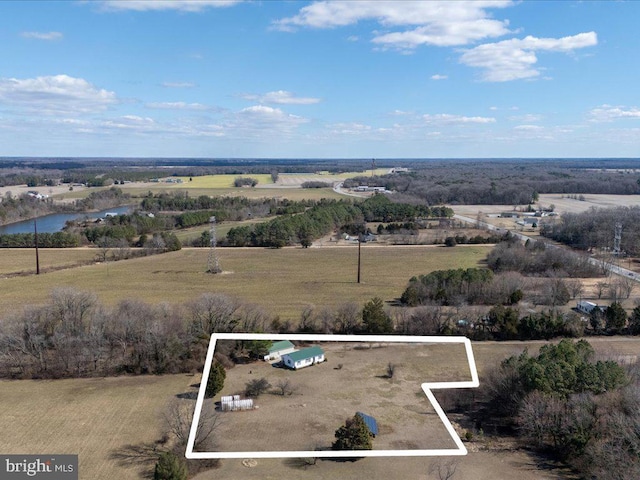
[207,216,222,274]
[371,158,376,177]
[613,222,623,256]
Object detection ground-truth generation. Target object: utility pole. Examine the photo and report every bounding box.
[34,217,40,275]
[207,216,222,274]
[357,235,362,284]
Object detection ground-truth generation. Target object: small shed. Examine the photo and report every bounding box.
[357,412,379,437]
[282,346,325,370]
[263,340,297,361]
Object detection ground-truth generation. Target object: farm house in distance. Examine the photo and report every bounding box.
[263,340,296,361]
[282,346,325,370]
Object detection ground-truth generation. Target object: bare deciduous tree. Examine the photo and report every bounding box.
[164,400,221,451]
[274,378,298,396]
[188,293,240,335]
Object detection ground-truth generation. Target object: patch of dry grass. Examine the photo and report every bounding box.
[0,374,194,480]
[0,245,492,320]
[0,248,99,275]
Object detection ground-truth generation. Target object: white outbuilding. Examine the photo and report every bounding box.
[263,340,297,361]
[282,346,325,370]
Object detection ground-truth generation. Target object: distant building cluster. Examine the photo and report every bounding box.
[353,186,389,193]
[27,191,49,200]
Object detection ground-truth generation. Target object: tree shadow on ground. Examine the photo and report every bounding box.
[176,391,199,400]
[283,457,319,470]
[109,443,159,479]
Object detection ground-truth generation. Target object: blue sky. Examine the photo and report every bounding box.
[0,0,639,158]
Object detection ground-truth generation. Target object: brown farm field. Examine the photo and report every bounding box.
[0,374,194,480]
[0,248,99,275]
[3,338,640,479]
[0,245,492,321]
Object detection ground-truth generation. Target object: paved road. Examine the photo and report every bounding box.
[332,182,367,198]
[453,214,640,282]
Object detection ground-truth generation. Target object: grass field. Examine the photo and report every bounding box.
[54,186,345,202]
[8,337,638,479]
[50,168,390,202]
[0,245,491,320]
[172,217,277,244]
[0,374,194,480]
[0,248,98,275]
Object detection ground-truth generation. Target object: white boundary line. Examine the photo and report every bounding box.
[185,333,479,459]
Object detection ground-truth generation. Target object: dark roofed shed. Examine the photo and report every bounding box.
[356,411,378,437]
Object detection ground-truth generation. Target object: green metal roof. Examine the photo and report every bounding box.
[284,346,324,363]
[268,340,295,354]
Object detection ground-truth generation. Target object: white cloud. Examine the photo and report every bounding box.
[328,122,372,135]
[241,90,320,105]
[162,82,196,88]
[423,113,496,124]
[514,124,544,131]
[347,35,359,42]
[589,104,640,122]
[146,101,213,111]
[20,31,63,41]
[431,74,448,80]
[509,113,543,122]
[460,32,597,81]
[0,74,117,114]
[98,0,242,12]
[274,1,513,49]
[235,105,308,128]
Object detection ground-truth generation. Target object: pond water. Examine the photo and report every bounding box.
[0,205,133,235]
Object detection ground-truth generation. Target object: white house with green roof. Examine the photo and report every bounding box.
[282,346,325,370]
[263,340,297,361]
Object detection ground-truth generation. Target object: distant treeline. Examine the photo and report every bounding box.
[301,181,333,188]
[344,161,640,205]
[0,232,79,248]
[225,195,452,248]
[140,192,307,218]
[542,206,640,255]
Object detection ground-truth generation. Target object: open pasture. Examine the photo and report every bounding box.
[452,193,640,218]
[54,184,344,202]
[0,374,193,480]
[3,337,637,480]
[206,341,469,454]
[0,248,99,276]
[0,245,491,320]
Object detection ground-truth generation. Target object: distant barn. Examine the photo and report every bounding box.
[357,412,378,437]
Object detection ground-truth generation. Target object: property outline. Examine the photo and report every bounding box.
[186,333,479,459]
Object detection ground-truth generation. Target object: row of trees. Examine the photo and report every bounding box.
[0,290,272,379]
[541,205,640,255]
[486,237,601,277]
[225,196,452,248]
[0,232,79,248]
